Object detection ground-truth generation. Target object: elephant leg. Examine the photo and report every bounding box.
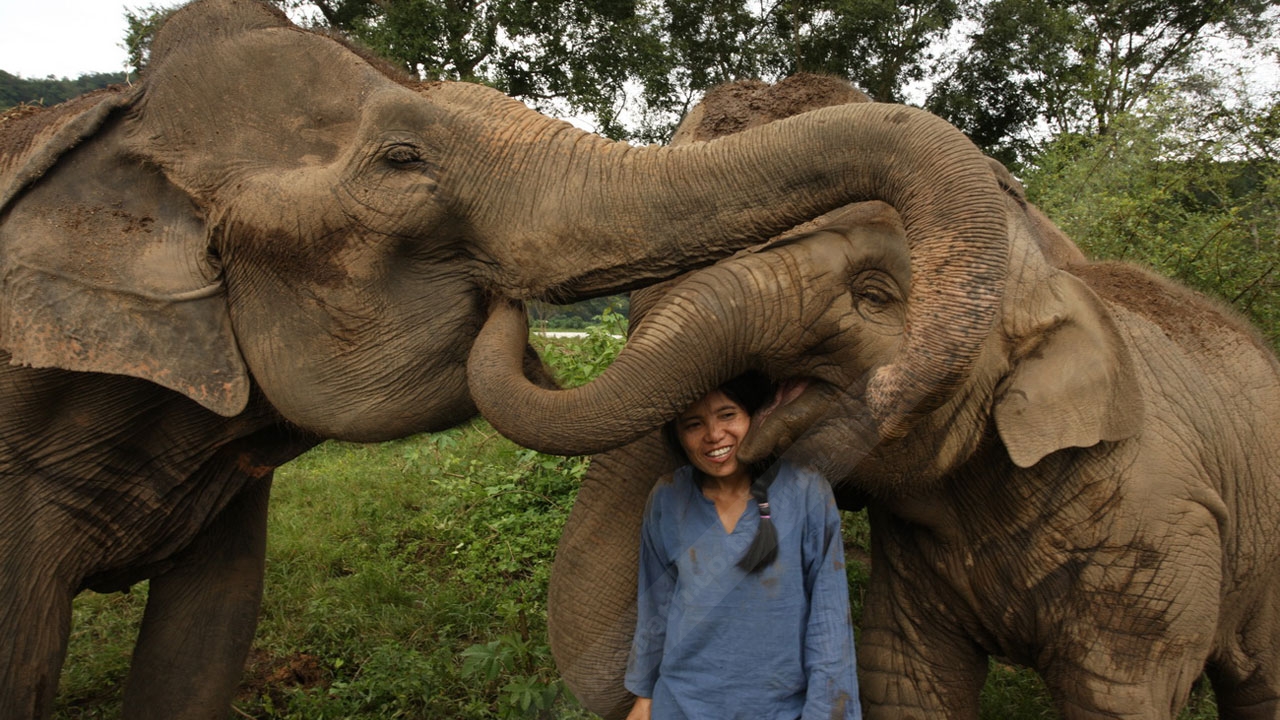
[1206,580,1280,720]
[122,476,273,720]
[858,576,988,719]
[1037,534,1220,720]
[547,431,679,720]
[858,512,987,719]
[0,565,74,719]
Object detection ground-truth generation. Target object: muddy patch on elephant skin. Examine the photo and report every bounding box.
[1072,261,1273,359]
[674,73,870,144]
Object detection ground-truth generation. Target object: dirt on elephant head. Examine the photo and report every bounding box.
[672,73,871,144]
[0,87,130,181]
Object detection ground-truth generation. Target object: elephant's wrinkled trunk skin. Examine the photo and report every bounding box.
[452,92,1007,437]
[469,232,863,455]
[465,98,997,301]
[470,299,738,456]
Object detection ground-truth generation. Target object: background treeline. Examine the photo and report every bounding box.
[528,297,629,330]
[0,70,130,110]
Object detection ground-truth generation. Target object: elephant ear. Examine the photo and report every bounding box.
[0,92,251,416]
[994,269,1143,468]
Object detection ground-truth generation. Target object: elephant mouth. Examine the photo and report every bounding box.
[741,370,881,489]
[742,375,843,464]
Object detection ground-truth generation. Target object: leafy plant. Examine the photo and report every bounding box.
[534,305,629,388]
[1027,85,1280,350]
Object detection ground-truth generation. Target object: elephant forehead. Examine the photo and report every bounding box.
[141,27,380,169]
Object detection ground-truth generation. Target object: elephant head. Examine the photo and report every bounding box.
[0,2,1006,448]
[468,70,1014,457]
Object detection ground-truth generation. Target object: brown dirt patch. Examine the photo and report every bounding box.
[674,73,870,144]
[238,649,329,705]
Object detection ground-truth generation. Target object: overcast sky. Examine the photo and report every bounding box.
[0,1,144,79]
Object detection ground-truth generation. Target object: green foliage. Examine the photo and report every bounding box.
[1026,85,1280,349]
[768,0,961,103]
[528,295,629,331]
[123,5,179,74]
[533,306,629,388]
[0,70,130,112]
[928,0,1278,166]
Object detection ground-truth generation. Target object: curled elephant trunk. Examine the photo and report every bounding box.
[463,102,1008,438]
[469,212,908,455]
[471,110,1008,445]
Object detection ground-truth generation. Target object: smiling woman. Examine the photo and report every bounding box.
[625,373,861,720]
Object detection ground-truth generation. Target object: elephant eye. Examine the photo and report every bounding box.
[385,143,424,167]
[856,281,895,306]
[851,271,901,316]
[859,286,892,305]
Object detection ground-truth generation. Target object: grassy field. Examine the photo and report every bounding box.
[52,330,1220,718]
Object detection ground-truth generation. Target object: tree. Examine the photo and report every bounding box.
[274,0,669,140]
[123,5,179,73]
[0,70,130,112]
[929,0,1280,167]
[1025,78,1280,347]
[769,0,960,103]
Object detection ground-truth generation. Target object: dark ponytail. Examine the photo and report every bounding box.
[737,462,780,573]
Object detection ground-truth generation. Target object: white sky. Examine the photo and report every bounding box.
[0,1,144,79]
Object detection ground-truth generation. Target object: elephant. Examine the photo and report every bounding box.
[0,1,1014,716]
[486,74,1080,718]
[469,77,1280,719]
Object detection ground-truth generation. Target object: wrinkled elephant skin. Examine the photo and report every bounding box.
[471,77,1280,719]
[0,6,1014,718]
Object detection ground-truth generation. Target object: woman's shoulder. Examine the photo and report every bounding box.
[645,465,696,512]
[775,460,831,492]
[771,461,838,517]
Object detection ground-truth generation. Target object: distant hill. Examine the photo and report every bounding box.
[1,69,131,111]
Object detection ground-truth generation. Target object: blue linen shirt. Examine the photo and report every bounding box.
[625,461,861,720]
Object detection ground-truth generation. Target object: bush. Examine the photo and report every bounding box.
[1026,86,1280,351]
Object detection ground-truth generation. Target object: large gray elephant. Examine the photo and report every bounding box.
[0,3,1011,717]
[470,78,1280,719]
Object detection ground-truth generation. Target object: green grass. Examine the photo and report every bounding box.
[52,329,1220,718]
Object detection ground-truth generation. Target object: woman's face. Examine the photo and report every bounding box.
[676,390,752,481]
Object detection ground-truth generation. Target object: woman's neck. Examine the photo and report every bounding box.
[699,470,752,496]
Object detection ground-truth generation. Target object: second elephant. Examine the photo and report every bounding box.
[470,79,1280,719]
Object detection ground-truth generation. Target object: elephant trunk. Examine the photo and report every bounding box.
[546,432,681,719]
[449,89,1007,436]
[469,231,863,455]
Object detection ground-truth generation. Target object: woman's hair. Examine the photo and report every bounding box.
[665,370,780,574]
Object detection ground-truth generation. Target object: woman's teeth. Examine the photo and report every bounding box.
[708,447,731,458]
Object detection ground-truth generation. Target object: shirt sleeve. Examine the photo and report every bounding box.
[624,488,676,699]
[799,471,862,720]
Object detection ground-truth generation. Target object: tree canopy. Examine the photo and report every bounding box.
[928,0,1280,165]
[0,70,130,111]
